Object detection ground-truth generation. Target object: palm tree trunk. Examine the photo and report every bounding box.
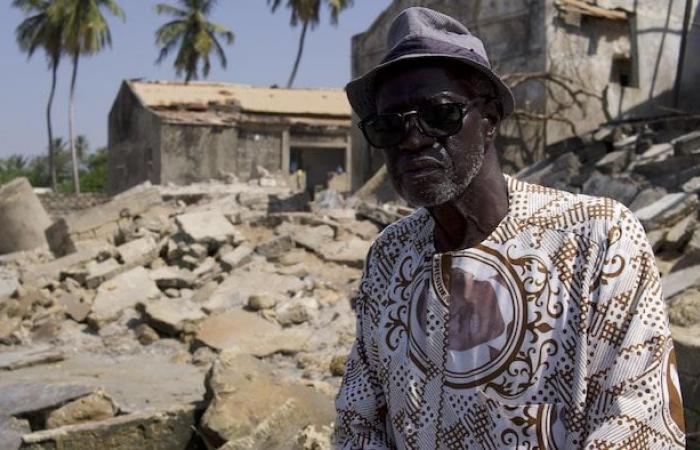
[69,54,81,194]
[287,22,308,88]
[47,60,58,191]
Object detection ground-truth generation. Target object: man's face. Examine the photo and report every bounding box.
[374,64,495,207]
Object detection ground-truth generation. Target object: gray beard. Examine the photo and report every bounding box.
[399,146,485,208]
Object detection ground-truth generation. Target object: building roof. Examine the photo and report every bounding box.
[128,80,351,125]
[555,0,628,21]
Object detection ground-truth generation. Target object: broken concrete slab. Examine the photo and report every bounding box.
[318,239,371,268]
[55,289,93,323]
[672,130,700,156]
[116,236,160,268]
[0,415,30,450]
[581,172,640,205]
[44,391,116,429]
[0,268,19,299]
[196,310,311,357]
[628,186,667,212]
[276,297,319,326]
[247,294,280,311]
[143,298,205,336]
[664,215,696,251]
[668,289,700,327]
[45,186,161,257]
[20,242,114,289]
[662,265,700,300]
[0,383,96,417]
[220,244,253,271]
[0,347,64,371]
[595,149,630,174]
[237,191,269,211]
[682,176,700,194]
[20,404,198,450]
[200,352,334,449]
[175,211,237,244]
[84,258,123,289]
[255,235,294,260]
[634,193,699,230]
[0,178,52,256]
[149,266,195,290]
[89,267,160,327]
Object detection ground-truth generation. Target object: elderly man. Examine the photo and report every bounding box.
[334,7,685,450]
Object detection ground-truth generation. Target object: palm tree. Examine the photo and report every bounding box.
[154,0,235,83]
[268,0,353,88]
[61,0,125,193]
[13,0,65,191]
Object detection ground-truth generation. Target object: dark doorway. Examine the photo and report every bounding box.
[290,147,346,196]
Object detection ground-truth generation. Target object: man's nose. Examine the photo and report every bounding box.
[399,115,435,151]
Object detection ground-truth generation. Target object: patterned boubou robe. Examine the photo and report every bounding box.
[335,176,685,449]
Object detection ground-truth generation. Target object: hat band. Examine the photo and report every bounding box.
[381,36,491,69]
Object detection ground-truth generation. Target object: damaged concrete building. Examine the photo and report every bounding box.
[351,0,700,187]
[107,81,352,195]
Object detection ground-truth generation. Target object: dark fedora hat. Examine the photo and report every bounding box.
[346,7,515,120]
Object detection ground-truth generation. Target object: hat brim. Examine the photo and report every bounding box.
[346,53,515,120]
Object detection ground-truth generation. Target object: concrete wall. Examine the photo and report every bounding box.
[545,0,693,143]
[107,83,162,194]
[679,0,700,111]
[350,0,548,188]
[234,127,284,180]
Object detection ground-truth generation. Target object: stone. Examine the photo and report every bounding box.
[45,185,161,257]
[0,416,31,450]
[45,391,116,429]
[296,425,333,450]
[192,257,220,282]
[0,347,64,371]
[196,310,311,357]
[595,149,630,174]
[276,297,319,326]
[143,298,206,336]
[0,269,19,299]
[672,130,700,156]
[668,289,700,327]
[633,154,700,179]
[200,352,335,449]
[20,405,198,450]
[343,220,380,241]
[90,267,160,327]
[275,263,310,278]
[581,172,640,205]
[135,323,160,345]
[191,346,218,367]
[20,242,113,289]
[0,178,52,255]
[116,236,160,268]
[247,294,279,311]
[237,191,269,210]
[84,258,123,289]
[628,187,667,212]
[662,265,700,300]
[634,193,699,230]
[149,266,195,289]
[175,211,237,244]
[277,249,307,266]
[663,214,696,251]
[220,244,253,271]
[279,223,335,253]
[318,239,371,268]
[638,142,673,162]
[256,235,294,260]
[55,290,93,323]
[0,382,95,417]
[681,176,700,194]
[612,134,638,150]
[522,152,581,187]
[329,355,347,377]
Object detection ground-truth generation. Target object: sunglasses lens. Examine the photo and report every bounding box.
[363,114,406,148]
[419,104,463,136]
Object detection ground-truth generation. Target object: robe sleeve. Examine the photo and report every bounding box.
[583,208,685,449]
[334,244,393,449]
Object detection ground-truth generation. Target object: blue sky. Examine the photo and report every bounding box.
[1,0,392,158]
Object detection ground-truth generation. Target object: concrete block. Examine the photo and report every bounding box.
[116,236,160,268]
[0,415,30,450]
[143,298,205,336]
[175,211,236,244]
[672,130,700,156]
[149,266,195,290]
[20,241,113,289]
[0,178,52,255]
[220,244,253,271]
[634,193,699,230]
[255,235,293,260]
[0,347,64,372]
[662,265,700,301]
[89,267,160,327]
[595,149,630,174]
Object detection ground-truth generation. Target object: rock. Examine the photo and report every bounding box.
[279,223,335,253]
[175,211,237,244]
[149,266,195,290]
[116,236,160,268]
[143,298,205,336]
[628,186,667,212]
[135,323,160,345]
[237,191,269,210]
[45,391,116,429]
[595,149,630,174]
[277,249,307,266]
[633,154,700,181]
[634,193,699,230]
[638,142,673,162]
[521,152,581,187]
[55,289,93,323]
[682,176,700,194]
[318,239,371,268]
[84,258,123,289]
[672,226,700,270]
[0,269,19,299]
[276,297,319,326]
[247,294,279,311]
[0,382,96,417]
[45,185,161,257]
[200,352,335,449]
[668,289,700,327]
[192,257,220,282]
[0,416,31,450]
[0,347,64,371]
[196,310,311,357]
[191,346,218,367]
[664,215,696,251]
[220,244,253,271]
[20,241,114,289]
[612,134,638,150]
[672,130,700,156]
[343,220,380,241]
[20,404,198,450]
[276,263,310,278]
[662,265,700,300]
[0,178,52,256]
[581,172,640,205]
[256,235,294,260]
[296,424,333,450]
[90,267,160,328]
[329,355,347,377]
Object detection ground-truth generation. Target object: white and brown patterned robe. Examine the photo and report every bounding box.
[335,176,685,449]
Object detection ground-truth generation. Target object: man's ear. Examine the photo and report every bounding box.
[481,100,501,139]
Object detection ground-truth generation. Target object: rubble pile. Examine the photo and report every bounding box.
[0,174,378,449]
[517,120,700,438]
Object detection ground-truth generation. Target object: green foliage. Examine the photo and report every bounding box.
[0,137,108,193]
[155,0,234,82]
[60,0,125,58]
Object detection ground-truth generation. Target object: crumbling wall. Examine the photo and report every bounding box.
[234,128,283,180]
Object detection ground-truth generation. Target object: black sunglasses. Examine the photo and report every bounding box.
[358,98,493,149]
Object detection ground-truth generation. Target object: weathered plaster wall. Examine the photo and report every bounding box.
[679,0,700,112]
[545,0,692,143]
[233,128,283,180]
[158,124,239,185]
[107,83,162,194]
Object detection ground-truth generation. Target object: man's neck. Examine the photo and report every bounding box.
[427,150,509,253]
